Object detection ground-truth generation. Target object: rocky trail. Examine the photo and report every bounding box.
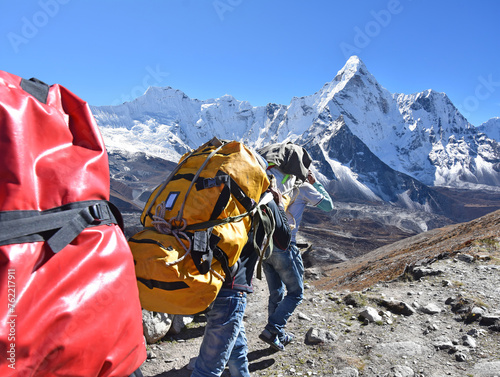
[138,210,500,377]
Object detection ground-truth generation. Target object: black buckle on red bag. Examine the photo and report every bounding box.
[89,203,106,224]
[88,202,116,225]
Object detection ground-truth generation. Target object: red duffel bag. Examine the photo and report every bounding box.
[0,71,146,376]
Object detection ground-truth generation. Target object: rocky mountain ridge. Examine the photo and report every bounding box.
[93,56,499,222]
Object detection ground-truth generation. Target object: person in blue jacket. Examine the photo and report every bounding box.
[191,187,291,377]
[259,169,333,351]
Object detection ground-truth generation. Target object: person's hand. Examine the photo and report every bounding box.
[307,170,315,185]
[268,186,284,208]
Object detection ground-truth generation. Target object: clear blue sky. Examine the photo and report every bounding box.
[3,0,500,126]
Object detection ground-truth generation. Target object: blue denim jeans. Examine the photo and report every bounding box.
[191,289,249,377]
[262,243,304,338]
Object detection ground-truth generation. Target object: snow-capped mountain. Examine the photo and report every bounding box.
[296,115,455,216]
[94,88,286,160]
[91,56,500,217]
[279,57,500,188]
[478,117,500,141]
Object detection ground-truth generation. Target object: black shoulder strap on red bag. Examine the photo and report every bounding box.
[0,200,123,253]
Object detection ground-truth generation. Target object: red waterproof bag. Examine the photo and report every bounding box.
[0,71,146,376]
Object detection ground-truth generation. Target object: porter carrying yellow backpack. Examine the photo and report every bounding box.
[129,138,272,315]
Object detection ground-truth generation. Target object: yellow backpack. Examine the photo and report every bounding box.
[129,138,271,315]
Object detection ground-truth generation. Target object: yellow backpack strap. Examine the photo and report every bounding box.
[142,137,225,226]
[142,151,194,226]
[175,144,225,224]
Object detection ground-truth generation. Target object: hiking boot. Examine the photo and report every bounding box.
[259,329,284,351]
[279,332,295,347]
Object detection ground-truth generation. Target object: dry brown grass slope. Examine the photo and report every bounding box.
[314,209,500,292]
